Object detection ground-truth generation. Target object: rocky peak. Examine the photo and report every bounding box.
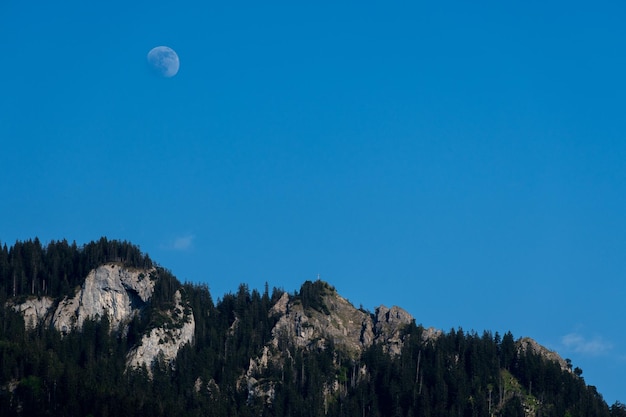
[10,263,194,374]
[373,305,415,355]
[268,281,415,357]
[517,336,571,372]
[270,285,372,355]
[246,282,420,403]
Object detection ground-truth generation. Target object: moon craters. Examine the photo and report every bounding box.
[147,46,180,78]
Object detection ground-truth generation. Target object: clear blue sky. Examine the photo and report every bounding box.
[2,0,625,405]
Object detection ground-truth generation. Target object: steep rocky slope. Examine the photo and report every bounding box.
[51,264,156,333]
[2,239,610,417]
[518,336,571,372]
[9,263,194,371]
[243,281,442,403]
[266,284,433,357]
[126,288,195,371]
[8,266,571,397]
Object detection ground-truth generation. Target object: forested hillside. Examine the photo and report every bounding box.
[0,237,152,299]
[0,238,624,417]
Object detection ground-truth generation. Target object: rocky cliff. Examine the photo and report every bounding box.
[9,269,569,392]
[244,282,442,403]
[52,264,156,333]
[126,289,195,371]
[517,336,571,372]
[267,288,426,357]
[2,239,606,417]
[10,263,194,371]
[11,296,54,330]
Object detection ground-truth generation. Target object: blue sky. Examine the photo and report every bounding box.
[2,0,625,404]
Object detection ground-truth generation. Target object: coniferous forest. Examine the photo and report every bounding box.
[0,238,624,417]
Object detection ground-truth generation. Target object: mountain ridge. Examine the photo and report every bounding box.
[0,238,622,417]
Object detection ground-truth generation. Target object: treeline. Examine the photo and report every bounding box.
[348,327,611,417]
[0,280,283,416]
[249,324,614,417]
[0,237,152,299]
[0,238,623,417]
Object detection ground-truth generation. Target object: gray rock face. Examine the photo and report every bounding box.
[269,291,376,356]
[374,305,415,355]
[51,264,156,332]
[517,336,570,372]
[268,288,416,357]
[10,264,156,333]
[126,290,195,371]
[11,297,54,330]
[10,263,195,372]
[248,285,429,403]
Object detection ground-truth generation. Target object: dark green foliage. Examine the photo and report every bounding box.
[0,238,619,417]
[333,324,612,417]
[611,402,626,417]
[500,395,524,417]
[296,280,333,315]
[0,237,152,299]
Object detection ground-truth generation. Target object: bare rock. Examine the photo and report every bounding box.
[126,290,195,372]
[11,297,54,330]
[269,292,289,317]
[421,326,443,342]
[517,336,570,372]
[269,286,416,358]
[51,264,156,332]
[374,305,414,354]
[270,289,373,356]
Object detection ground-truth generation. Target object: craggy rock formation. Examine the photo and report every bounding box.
[126,289,195,371]
[517,336,570,372]
[269,291,375,355]
[10,268,568,399]
[245,282,440,403]
[11,296,54,330]
[374,305,417,355]
[267,285,429,358]
[51,264,156,333]
[10,263,194,372]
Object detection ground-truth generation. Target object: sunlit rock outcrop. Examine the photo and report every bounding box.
[267,284,419,357]
[10,263,195,371]
[11,296,54,330]
[245,281,429,403]
[51,263,155,332]
[517,336,570,372]
[126,289,195,371]
[374,305,415,355]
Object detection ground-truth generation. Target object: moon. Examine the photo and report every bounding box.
[147,46,180,78]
